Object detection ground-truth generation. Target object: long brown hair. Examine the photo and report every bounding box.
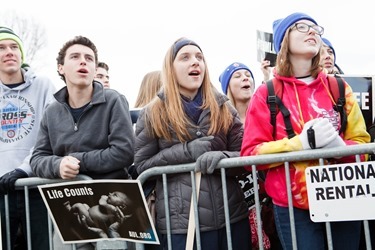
[275,28,322,78]
[145,37,232,142]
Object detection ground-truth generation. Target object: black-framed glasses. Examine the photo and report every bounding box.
[294,22,324,36]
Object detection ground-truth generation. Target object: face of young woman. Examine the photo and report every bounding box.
[228,69,254,102]
[320,44,335,73]
[288,20,322,59]
[173,45,205,99]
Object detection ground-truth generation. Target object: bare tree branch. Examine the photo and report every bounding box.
[0,10,48,71]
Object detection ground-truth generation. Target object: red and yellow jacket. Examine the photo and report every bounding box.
[240,71,370,209]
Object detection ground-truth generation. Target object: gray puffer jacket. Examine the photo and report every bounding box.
[134,91,248,234]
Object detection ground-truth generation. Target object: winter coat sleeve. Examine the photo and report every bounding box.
[69,95,135,175]
[134,109,194,175]
[30,110,63,178]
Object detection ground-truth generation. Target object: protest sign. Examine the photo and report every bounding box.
[237,172,257,209]
[38,180,159,245]
[256,30,276,67]
[339,75,374,129]
[306,161,375,222]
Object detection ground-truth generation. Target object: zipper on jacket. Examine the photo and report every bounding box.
[75,104,92,131]
[67,103,92,132]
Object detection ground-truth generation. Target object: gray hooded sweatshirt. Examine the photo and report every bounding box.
[0,67,56,176]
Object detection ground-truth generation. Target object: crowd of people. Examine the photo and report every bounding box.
[0,10,374,250]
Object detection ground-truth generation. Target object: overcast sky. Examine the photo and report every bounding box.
[5,0,375,107]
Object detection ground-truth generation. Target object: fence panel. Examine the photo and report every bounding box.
[7,143,375,249]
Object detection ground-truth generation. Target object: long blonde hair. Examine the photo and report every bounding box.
[134,70,162,108]
[145,37,232,142]
[275,28,322,78]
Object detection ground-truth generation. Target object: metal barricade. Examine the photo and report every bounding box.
[4,175,93,250]
[135,143,375,250]
[6,143,375,249]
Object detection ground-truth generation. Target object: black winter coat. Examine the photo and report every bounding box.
[134,91,248,234]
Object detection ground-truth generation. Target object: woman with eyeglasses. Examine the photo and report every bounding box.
[240,12,370,250]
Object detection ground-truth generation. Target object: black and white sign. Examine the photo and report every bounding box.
[38,180,159,245]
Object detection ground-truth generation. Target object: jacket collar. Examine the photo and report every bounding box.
[54,81,106,105]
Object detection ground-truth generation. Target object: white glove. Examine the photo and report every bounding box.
[324,135,345,148]
[300,119,319,149]
[300,118,337,149]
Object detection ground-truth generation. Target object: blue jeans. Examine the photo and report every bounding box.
[161,218,251,250]
[273,205,361,250]
[0,189,49,250]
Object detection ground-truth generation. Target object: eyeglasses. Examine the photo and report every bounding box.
[294,22,324,36]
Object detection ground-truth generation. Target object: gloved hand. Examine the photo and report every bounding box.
[194,151,226,174]
[324,135,346,159]
[300,118,337,149]
[324,135,346,148]
[300,119,319,149]
[0,169,28,194]
[187,136,214,160]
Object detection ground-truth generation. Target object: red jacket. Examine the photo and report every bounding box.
[240,71,370,209]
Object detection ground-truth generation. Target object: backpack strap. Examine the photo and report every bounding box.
[266,80,277,139]
[266,79,296,139]
[328,75,347,134]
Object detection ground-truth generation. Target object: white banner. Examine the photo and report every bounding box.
[306,161,375,222]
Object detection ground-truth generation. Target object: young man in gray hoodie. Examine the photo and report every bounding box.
[0,26,56,249]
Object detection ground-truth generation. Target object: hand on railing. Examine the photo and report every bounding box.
[194,151,226,174]
[0,169,28,194]
[324,135,345,148]
[59,156,80,179]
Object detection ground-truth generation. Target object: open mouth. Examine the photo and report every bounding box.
[78,68,89,73]
[189,70,200,76]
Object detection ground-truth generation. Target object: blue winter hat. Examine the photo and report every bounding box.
[219,62,254,95]
[322,38,336,63]
[273,12,317,53]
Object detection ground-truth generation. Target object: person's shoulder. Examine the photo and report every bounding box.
[104,88,129,102]
[212,88,229,105]
[104,88,121,96]
[29,74,56,89]
[254,81,269,95]
[42,99,60,115]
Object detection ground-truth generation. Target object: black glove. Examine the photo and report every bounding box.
[187,136,214,160]
[194,151,226,174]
[0,169,28,194]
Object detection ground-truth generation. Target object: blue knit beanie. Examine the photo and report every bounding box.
[273,12,317,53]
[219,62,254,95]
[322,38,336,63]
